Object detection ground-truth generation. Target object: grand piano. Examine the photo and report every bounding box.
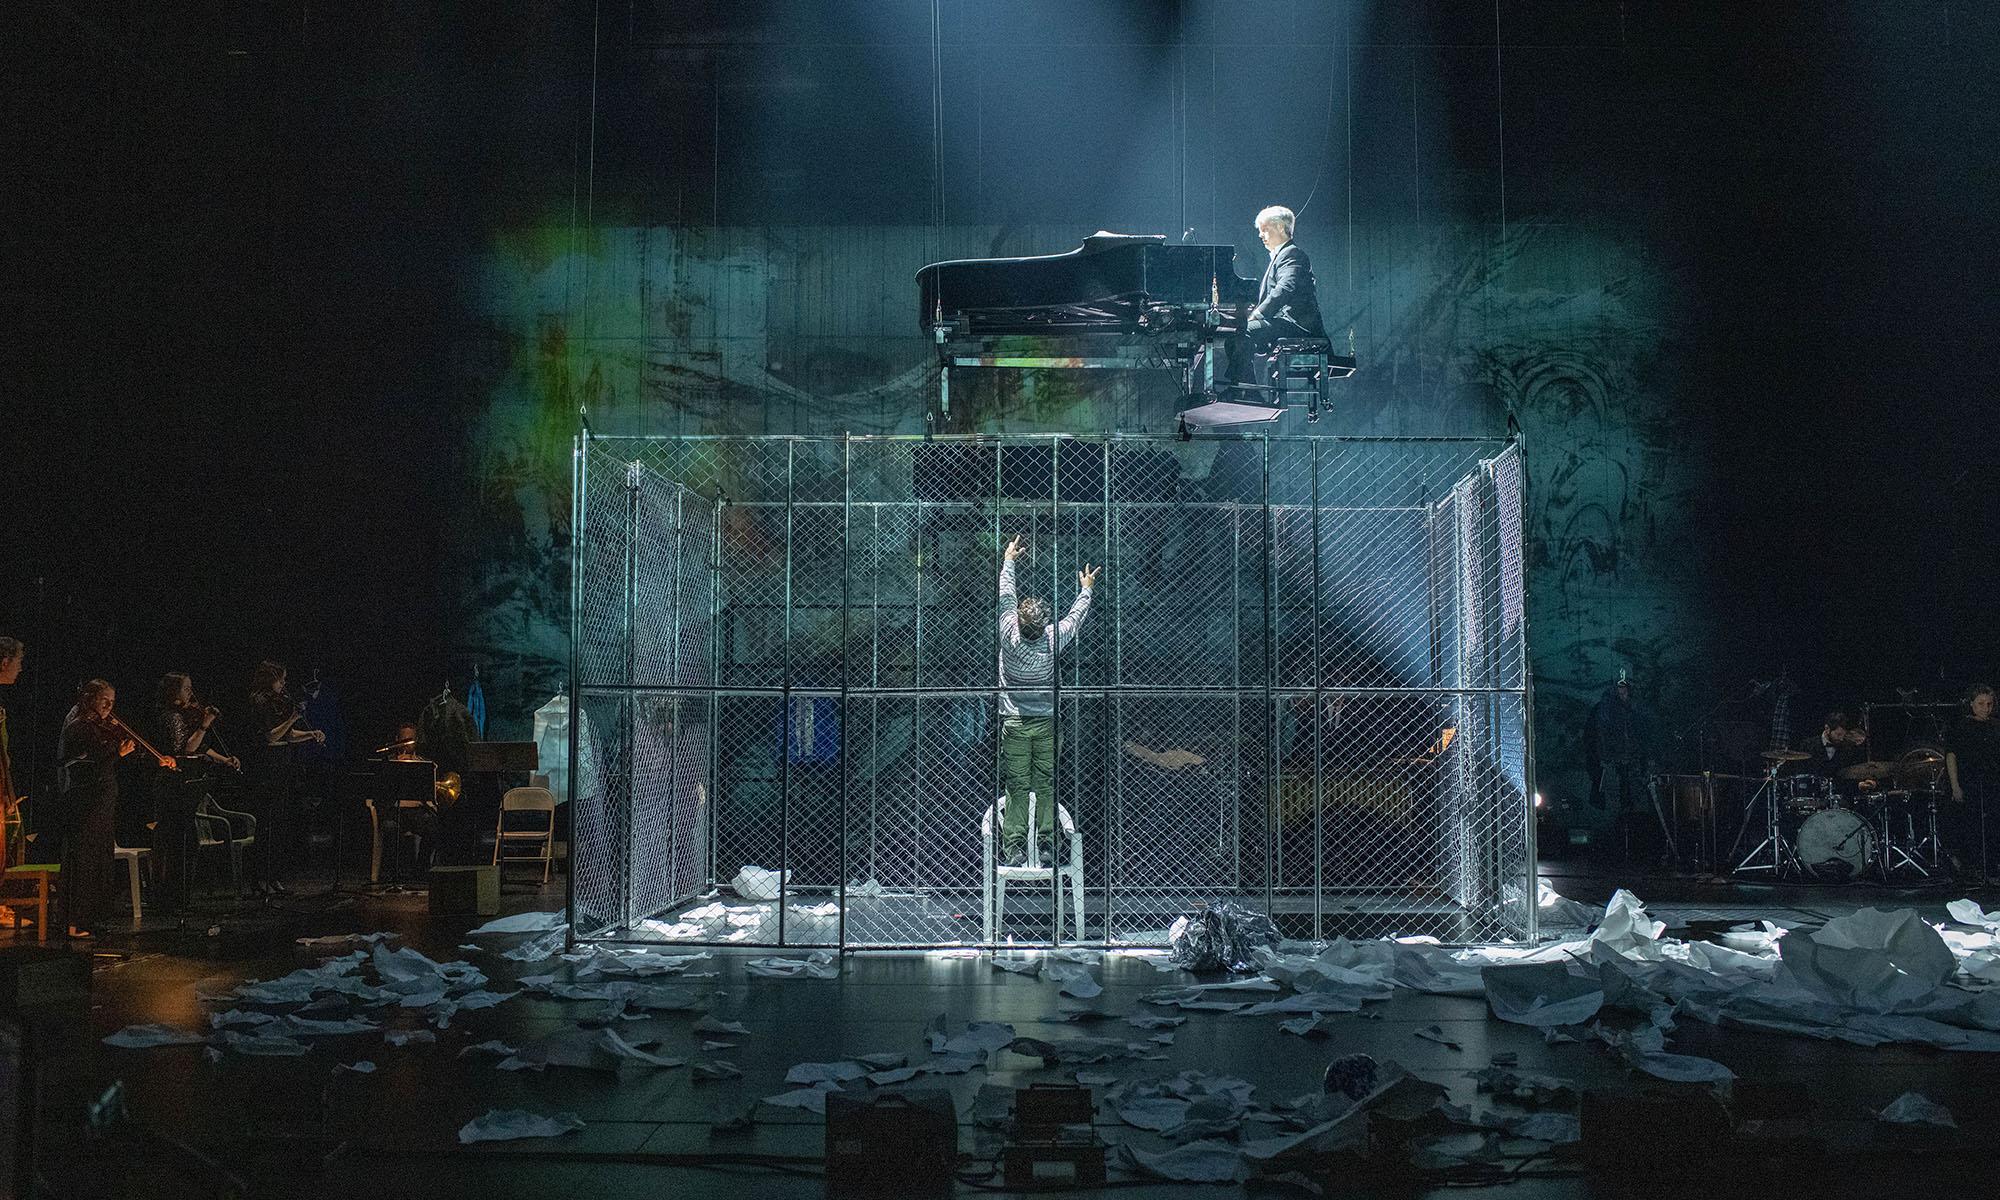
[918,232,1258,338]
[916,232,1353,425]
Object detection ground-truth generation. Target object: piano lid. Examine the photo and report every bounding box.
[917,233,1257,335]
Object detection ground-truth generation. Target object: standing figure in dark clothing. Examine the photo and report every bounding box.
[151,673,240,911]
[0,638,23,876]
[1946,685,2000,881]
[1584,671,1655,861]
[245,661,323,893]
[57,680,172,938]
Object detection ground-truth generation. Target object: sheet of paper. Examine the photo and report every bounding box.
[760,1083,839,1113]
[104,1024,209,1049]
[458,1109,585,1144]
[786,1060,869,1085]
[1878,1091,1956,1127]
[384,1029,435,1047]
[1482,962,1607,1028]
[1042,961,1102,999]
[1116,1139,1248,1183]
[468,910,568,935]
[744,950,839,979]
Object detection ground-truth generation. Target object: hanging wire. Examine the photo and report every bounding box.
[1494,0,1507,243]
[931,0,946,238]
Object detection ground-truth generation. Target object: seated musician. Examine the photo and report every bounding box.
[377,721,440,859]
[1210,206,1327,389]
[1246,205,1326,350]
[1814,710,1868,787]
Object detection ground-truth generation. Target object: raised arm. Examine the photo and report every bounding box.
[998,534,1022,640]
[1056,563,1099,650]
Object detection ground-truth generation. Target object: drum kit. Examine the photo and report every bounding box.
[1731,745,1948,881]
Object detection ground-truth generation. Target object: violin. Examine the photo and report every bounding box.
[105,712,178,771]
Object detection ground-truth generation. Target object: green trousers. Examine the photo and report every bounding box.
[1000,716,1055,862]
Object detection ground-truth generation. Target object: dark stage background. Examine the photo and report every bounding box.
[7,1,1996,815]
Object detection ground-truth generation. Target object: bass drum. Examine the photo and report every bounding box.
[1797,808,1876,880]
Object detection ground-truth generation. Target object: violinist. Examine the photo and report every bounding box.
[152,673,240,911]
[245,661,323,893]
[155,673,242,771]
[58,679,173,939]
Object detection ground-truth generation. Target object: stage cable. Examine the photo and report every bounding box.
[931,0,945,240]
[1291,19,1341,226]
[1494,0,1506,243]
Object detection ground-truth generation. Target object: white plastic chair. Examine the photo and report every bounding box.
[194,796,255,895]
[113,845,151,926]
[981,792,1085,944]
[495,786,557,884]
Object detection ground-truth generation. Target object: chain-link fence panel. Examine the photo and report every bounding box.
[570,688,628,936]
[571,434,1533,947]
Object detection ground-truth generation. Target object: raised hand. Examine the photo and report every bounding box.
[1004,534,1024,562]
[1078,563,1100,589]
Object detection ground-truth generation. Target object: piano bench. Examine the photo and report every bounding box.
[1265,342,1335,420]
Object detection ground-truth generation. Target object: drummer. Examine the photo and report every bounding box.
[1812,711,1869,792]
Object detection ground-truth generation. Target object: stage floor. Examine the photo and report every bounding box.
[29,862,2000,1199]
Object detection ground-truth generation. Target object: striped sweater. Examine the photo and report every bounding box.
[997,557,1093,717]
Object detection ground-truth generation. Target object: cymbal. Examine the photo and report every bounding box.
[1761,749,1810,763]
[1840,760,1896,780]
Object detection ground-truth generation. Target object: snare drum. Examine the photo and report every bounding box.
[1782,774,1835,816]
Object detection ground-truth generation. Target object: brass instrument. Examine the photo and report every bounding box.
[433,771,463,811]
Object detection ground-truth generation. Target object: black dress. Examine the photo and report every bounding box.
[57,713,124,930]
[1950,716,2000,871]
[245,692,296,884]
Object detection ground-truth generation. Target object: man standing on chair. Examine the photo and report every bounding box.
[997,535,1098,866]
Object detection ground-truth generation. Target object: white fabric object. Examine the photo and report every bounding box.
[732,865,790,901]
[531,692,601,805]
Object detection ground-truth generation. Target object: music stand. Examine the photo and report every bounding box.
[374,760,438,882]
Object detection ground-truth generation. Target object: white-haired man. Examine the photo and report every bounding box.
[1247,205,1325,349]
[1203,206,1328,390]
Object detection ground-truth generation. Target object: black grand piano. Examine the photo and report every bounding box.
[918,232,1258,337]
[916,232,1353,426]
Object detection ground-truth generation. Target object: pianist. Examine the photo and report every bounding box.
[1246,205,1326,349]
[1205,206,1327,390]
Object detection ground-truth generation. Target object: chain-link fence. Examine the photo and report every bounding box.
[570,434,1534,947]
